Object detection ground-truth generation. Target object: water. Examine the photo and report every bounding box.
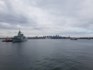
[0,39,93,70]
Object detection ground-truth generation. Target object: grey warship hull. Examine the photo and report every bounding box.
[12,30,27,43]
[12,38,27,43]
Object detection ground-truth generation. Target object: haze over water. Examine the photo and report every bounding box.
[0,39,93,70]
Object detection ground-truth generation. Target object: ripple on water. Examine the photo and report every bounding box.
[28,56,92,70]
[52,67,62,70]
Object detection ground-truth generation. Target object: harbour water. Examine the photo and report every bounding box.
[0,39,93,70]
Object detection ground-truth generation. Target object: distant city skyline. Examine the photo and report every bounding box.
[0,0,93,37]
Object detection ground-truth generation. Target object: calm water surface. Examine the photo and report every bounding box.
[0,39,93,70]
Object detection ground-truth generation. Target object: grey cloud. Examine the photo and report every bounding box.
[0,0,93,36]
[0,0,30,25]
[0,13,28,24]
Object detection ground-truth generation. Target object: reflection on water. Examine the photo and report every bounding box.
[0,39,93,70]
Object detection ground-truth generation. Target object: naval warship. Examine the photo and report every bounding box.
[12,30,27,42]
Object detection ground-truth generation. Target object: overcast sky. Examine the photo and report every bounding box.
[0,0,93,37]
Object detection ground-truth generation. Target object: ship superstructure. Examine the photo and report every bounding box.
[12,30,27,42]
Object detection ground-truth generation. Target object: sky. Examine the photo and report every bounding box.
[0,0,93,37]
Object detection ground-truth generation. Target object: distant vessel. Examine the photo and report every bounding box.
[12,30,27,43]
[70,38,78,40]
[2,37,12,42]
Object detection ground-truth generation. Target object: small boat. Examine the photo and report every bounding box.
[2,38,13,42]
